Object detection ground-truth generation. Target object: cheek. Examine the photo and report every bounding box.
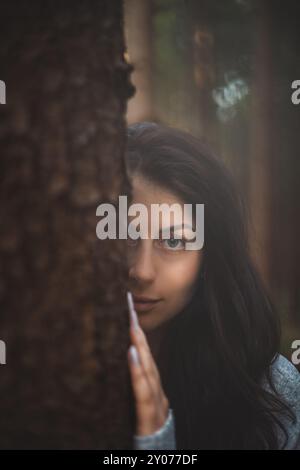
[161,253,202,310]
[139,253,203,331]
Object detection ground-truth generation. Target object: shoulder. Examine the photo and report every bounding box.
[266,354,300,449]
[270,354,300,400]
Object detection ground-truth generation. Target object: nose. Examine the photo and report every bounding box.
[128,240,156,285]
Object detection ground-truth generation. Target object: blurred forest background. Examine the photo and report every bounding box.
[124,0,300,363]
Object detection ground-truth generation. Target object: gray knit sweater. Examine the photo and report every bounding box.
[133,354,300,450]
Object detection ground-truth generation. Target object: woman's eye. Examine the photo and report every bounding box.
[126,236,186,251]
[158,237,186,251]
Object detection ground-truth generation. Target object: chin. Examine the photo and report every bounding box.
[137,315,160,332]
[145,316,172,333]
[137,317,154,331]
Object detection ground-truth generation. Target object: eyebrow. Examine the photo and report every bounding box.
[159,224,194,236]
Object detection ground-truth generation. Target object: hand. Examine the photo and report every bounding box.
[127,292,170,437]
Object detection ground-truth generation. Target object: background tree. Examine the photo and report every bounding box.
[125,0,300,362]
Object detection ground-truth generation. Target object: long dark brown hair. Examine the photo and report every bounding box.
[126,121,295,449]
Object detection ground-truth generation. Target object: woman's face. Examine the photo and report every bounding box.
[127,174,204,332]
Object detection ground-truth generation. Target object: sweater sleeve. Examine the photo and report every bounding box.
[133,408,176,450]
[267,354,300,449]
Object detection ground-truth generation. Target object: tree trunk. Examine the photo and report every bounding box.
[124,0,154,123]
[248,0,273,291]
[0,0,135,449]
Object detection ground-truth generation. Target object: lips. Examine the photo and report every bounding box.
[133,295,160,303]
[132,295,161,312]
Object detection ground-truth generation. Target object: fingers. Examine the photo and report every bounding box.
[127,291,155,406]
[126,291,170,436]
[127,291,139,330]
[127,345,153,406]
[127,345,168,436]
[127,291,161,388]
[130,325,161,388]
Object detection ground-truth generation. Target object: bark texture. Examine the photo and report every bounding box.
[0,0,135,449]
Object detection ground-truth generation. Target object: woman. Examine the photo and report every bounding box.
[124,122,300,450]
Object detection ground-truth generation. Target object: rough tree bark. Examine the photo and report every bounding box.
[0,1,135,449]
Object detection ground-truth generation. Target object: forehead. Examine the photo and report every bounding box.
[131,175,183,207]
[130,175,195,236]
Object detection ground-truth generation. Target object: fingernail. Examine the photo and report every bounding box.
[129,345,139,366]
[127,291,139,330]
